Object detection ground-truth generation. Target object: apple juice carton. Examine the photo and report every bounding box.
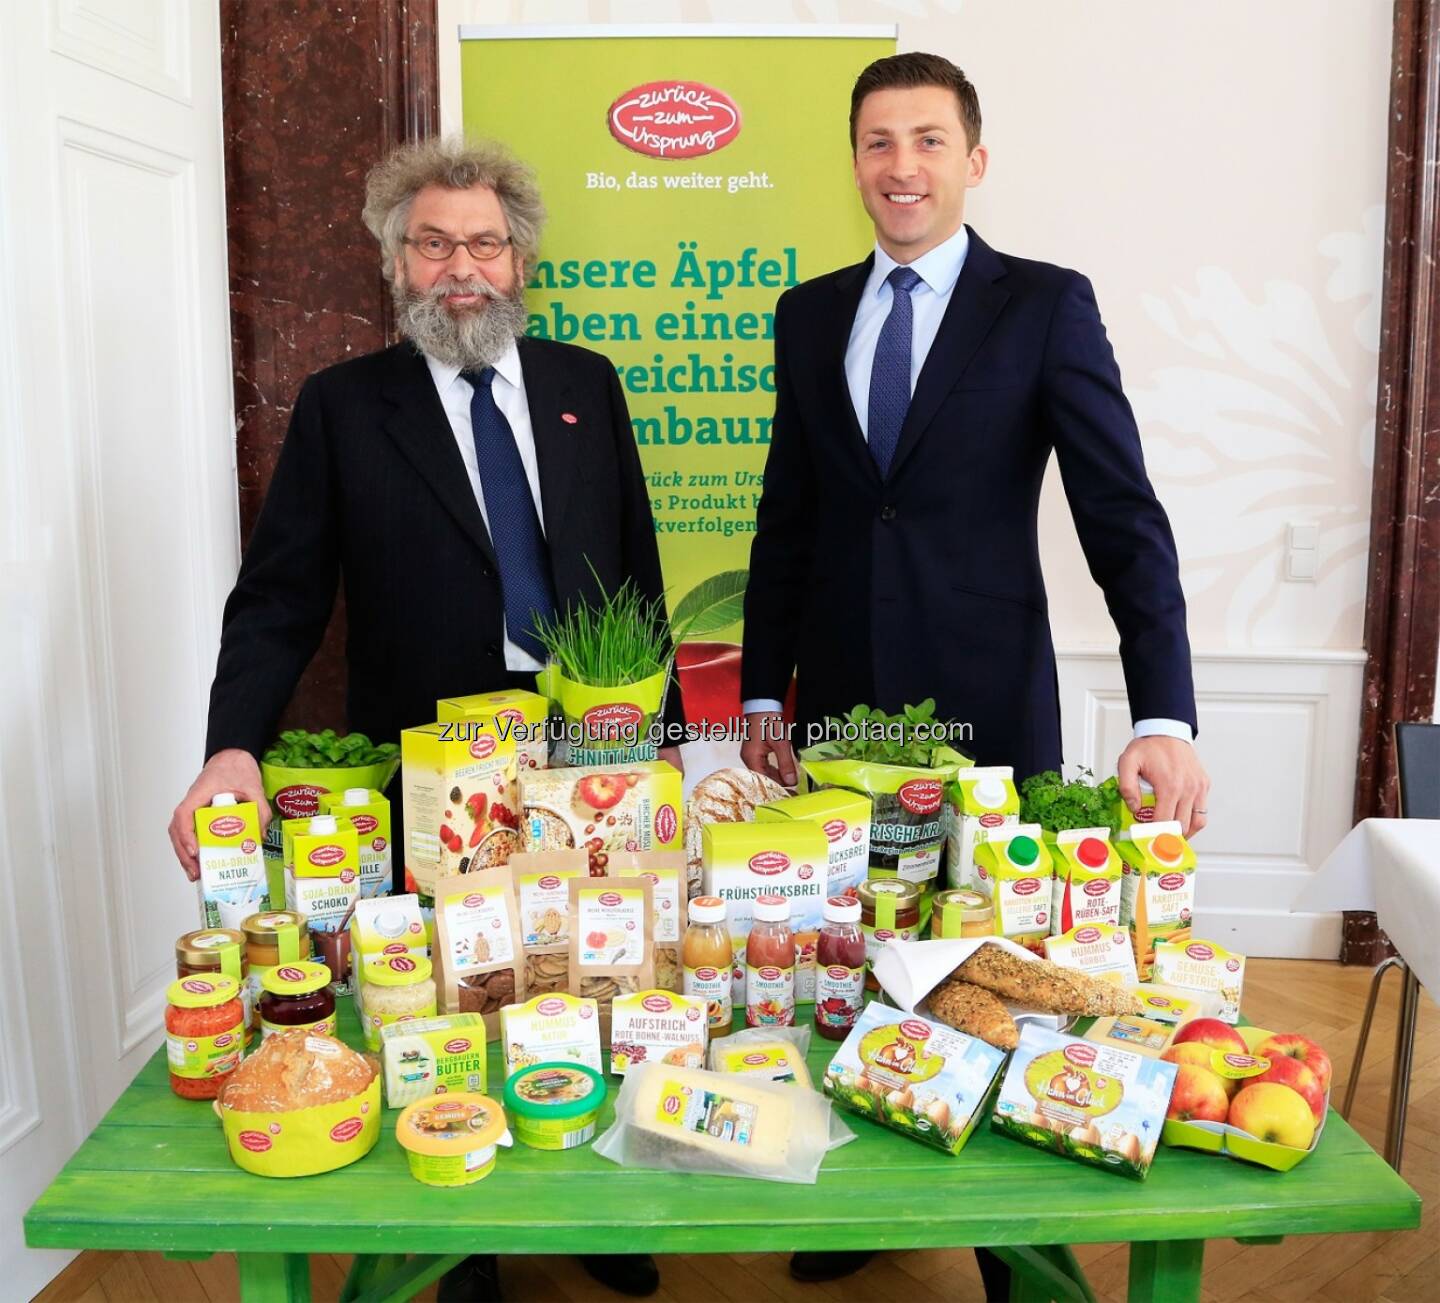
[1049,828,1123,935]
[318,788,392,898]
[943,767,1019,891]
[1115,821,1196,980]
[194,793,269,929]
[754,789,871,899]
[400,720,519,899]
[283,814,361,993]
[1152,939,1246,1024]
[701,820,827,1005]
[436,688,549,775]
[972,825,1054,954]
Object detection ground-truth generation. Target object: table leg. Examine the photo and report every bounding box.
[237,1253,311,1303]
[1384,966,1421,1170]
[1128,1240,1203,1303]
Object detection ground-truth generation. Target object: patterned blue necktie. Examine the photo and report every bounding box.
[867,265,922,477]
[464,367,557,661]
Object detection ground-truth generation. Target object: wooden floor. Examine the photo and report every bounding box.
[33,959,1438,1303]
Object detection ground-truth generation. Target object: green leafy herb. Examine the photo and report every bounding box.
[261,730,399,770]
[819,699,963,768]
[531,570,689,688]
[1018,768,1121,833]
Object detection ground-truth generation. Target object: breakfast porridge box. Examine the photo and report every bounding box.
[610,989,708,1076]
[400,721,521,900]
[499,992,603,1078]
[436,689,549,776]
[754,789,872,899]
[1152,939,1246,1025]
[509,850,589,996]
[518,761,682,876]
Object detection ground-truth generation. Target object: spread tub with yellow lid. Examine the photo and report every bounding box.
[396,1092,511,1186]
[259,960,335,1038]
[503,1062,606,1150]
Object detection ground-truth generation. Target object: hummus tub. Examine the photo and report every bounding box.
[504,1062,606,1150]
[396,1092,511,1186]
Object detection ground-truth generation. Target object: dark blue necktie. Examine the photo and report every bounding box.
[464,367,557,662]
[867,265,922,477]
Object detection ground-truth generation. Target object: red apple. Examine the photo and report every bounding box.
[1162,1043,1239,1097]
[1166,1063,1230,1123]
[1229,1082,1317,1149]
[1251,1055,1324,1123]
[576,774,626,811]
[1254,1033,1332,1094]
[1173,1018,1248,1056]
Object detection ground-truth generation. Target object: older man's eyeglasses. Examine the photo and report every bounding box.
[403,233,512,262]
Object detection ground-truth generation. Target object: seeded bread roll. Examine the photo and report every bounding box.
[683,767,789,896]
[925,980,1019,1050]
[956,944,1143,1017]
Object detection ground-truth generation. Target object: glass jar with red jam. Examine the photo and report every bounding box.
[813,896,866,1041]
[259,960,335,1038]
[165,974,244,1100]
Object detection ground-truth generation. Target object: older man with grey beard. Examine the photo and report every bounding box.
[168,137,679,1302]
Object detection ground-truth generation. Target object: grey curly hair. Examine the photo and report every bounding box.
[362,136,546,282]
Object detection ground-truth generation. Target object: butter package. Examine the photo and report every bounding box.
[610,989,708,1075]
[519,761,682,874]
[822,1003,1007,1155]
[755,789,871,899]
[1048,828,1123,934]
[350,894,428,995]
[433,866,525,1030]
[195,793,269,929]
[943,767,1020,891]
[318,788,393,898]
[612,851,686,992]
[973,824,1054,954]
[401,720,520,899]
[708,1025,813,1086]
[282,815,361,992]
[437,688,549,775]
[499,992,603,1078]
[701,821,826,1005]
[1152,939,1246,1024]
[511,850,588,996]
[991,1024,1178,1180]
[1116,821,1196,979]
[1044,923,1139,987]
[381,1012,488,1108]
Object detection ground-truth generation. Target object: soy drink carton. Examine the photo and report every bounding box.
[1116,821,1196,980]
[972,824,1054,954]
[318,788,392,898]
[701,821,827,1005]
[943,767,1019,891]
[194,793,268,929]
[1049,828,1123,934]
[400,720,519,898]
[282,815,362,993]
[754,789,871,898]
[436,688,549,775]
[1152,939,1246,1024]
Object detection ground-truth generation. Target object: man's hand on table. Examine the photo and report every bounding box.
[169,748,271,881]
[740,710,798,788]
[1117,735,1210,838]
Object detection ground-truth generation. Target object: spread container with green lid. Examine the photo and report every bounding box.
[396,1092,510,1186]
[503,1062,606,1150]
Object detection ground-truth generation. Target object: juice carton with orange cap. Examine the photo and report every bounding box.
[944,767,1020,891]
[1116,821,1196,980]
[1049,828,1123,935]
[283,814,362,993]
[972,824,1055,954]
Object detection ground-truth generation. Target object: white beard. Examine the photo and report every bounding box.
[393,274,528,370]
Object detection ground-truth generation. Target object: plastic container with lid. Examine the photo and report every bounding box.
[858,878,922,989]
[165,974,244,1100]
[359,954,437,1051]
[682,896,733,1036]
[396,1092,511,1186]
[813,896,866,1041]
[259,960,335,1038]
[745,894,796,1027]
[504,1062,606,1150]
[931,888,994,940]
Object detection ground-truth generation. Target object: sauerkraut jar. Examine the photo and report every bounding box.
[165,974,244,1100]
[360,954,436,1051]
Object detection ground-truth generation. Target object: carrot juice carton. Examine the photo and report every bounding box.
[282,814,361,993]
[436,688,549,775]
[194,793,269,929]
[754,789,871,899]
[1049,828,1123,935]
[317,788,392,898]
[943,767,1020,891]
[972,824,1055,954]
[1115,821,1196,980]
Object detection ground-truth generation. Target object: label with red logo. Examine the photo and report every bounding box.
[329,1116,365,1144]
[439,878,516,974]
[814,962,864,1033]
[618,858,682,944]
[683,962,733,1030]
[652,1078,758,1146]
[898,779,943,816]
[745,959,795,1027]
[748,851,790,875]
[469,735,497,760]
[167,1021,244,1079]
[516,862,584,948]
[274,784,326,819]
[1063,1042,1099,1067]
[308,843,346,869]
[582,702,645,742]
[577,884,646,966]
[823,819,847,842]
[1042,922,1138,986]
[653,803,677,844]
[208,815,245,838]
[611,989,707,1074]
[608,80,742,159]
[237,1130,272,1153]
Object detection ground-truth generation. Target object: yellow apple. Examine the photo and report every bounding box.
[1229,1082,1317,1149]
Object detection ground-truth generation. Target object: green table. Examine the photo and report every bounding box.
[26,1003,1420,1303]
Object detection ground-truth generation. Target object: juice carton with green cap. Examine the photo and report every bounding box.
[1116,820,1196,980]
[1049,828,1123,935]
[755,789,871,900]
[437,688,549,775]
[972,825,1054,954]
[943,766,1020,891]
[283,815,361,993]
[195,793,269,929]
[317,788,392,898]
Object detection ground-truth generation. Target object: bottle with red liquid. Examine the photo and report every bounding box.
[813,896,866,1040]
[744,894,796,1026]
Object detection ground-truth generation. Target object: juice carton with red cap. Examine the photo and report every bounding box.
[754,788,871,899]
[1049,828,1123,935]
[972,824,1055,954]
[436,688,549,775]
[283,814,362,992]
[318,788,392,898]
[944,767,1020,891]
[1116,821,1196,980]
[194,793,269,929]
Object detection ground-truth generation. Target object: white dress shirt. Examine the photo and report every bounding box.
[743,226,1192,745]
[425,345,546,673]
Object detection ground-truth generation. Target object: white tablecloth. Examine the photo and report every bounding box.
[1302,818,1440,993]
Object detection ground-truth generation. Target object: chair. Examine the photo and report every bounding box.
[1340,721,1437,1170]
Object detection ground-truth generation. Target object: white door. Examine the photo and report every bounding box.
[0,1,235,1294]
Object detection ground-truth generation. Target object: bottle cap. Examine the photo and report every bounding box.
[211,792,237,807]
[752,894,791,923]
[972,776,1009,809]
[343,788,370,805]
[823,896,861,924]
[688,896,727,925]
[1077,837,1110,868]
[1007,835,1040,867]
[309,814,339,835]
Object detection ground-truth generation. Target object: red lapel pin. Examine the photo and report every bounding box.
[561,412,578,425]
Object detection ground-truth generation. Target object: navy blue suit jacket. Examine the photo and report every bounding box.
[742,227,1196,780]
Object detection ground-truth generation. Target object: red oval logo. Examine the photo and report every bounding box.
[1083,879,1111,897]
[899,1019,931,1041]
[443,1038,472,1054]
[756,966,782,981]
[748,851,790,875]
[207,814,245,838]
[1186,943,1215,961]
[538,875,562,890]
[179,978,214,995]
[352,814,378,835]
[823,819,847,842]
[1073,926,1101,944]
[464,893,485,908]
[693,966,719,981]
[582,702,643,738]
[898,779,943,815]
[495,708,524,724]
[1224,1053,1262,1069]
[826,965,852,980]
[654,803,677,843]
[329,1117,364,1144]
[1012,878,1041,896]
[1136,807,1155,822]
[469,735,497,760]
[275,966,308,982]
[308,844,345,868]
[275,783,326,818]
[1158,873,1188,892]
[383,942,406,955]
[1064,1043,1098,1067]
[536,997,567,1016]
[743,1052,768,1065]
[387,956,416,973]
[599,891,622,907]
[238,1130,272,1153]
[607,80,742,159]
[213,1032,235,1049]
[642,994,672,1013]
[979,812,1005,827]
[663,1093,681,1115]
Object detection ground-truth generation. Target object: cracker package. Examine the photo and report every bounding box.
[611,850,686,992]
[510,850,589,995]
[433,866,525,1031]
[568,875,654,1028]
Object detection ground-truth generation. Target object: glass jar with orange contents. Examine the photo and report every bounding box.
[165,974,244,1100]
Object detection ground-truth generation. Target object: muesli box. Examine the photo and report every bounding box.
[943,767,1019,892]
[1152,939,1246,1024]
[519,761,682,875]
[754,789,872,899]
[499,992,603,1078]
[195,794,269,929]
[436,689,549,776]
[609,989,708,1075]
